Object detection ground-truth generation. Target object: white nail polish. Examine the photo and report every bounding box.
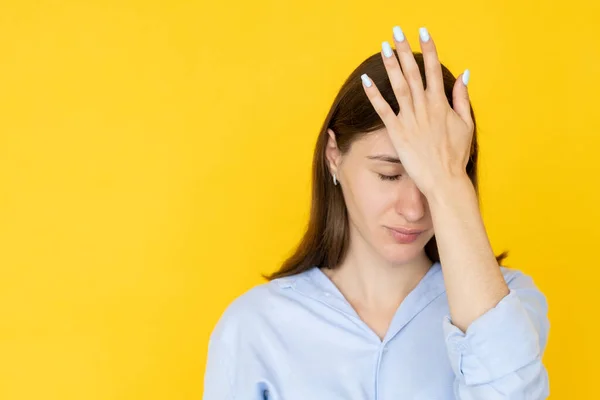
[419,27,430,42]
[382,41,393,58]
[361,74,372,88]
[462,69,470,86]
[393,26,405,42]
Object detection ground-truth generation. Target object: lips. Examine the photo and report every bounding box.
[386,227,423,244]
[388,227,425,235]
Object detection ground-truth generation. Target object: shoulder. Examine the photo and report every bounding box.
[499,265,546,299]
[498,265,548,312]
[208,271,308,343]
[499,266,538,287]
[438,263,549,331]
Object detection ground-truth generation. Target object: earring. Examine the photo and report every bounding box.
[333,173,338,186]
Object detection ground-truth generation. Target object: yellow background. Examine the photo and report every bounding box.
[0,0,598,398]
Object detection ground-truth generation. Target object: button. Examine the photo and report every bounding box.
[448,335,461,345]
[324,292,331,297]
[447,336,465,353]
[277,279,295,289]
[456,343,468,352]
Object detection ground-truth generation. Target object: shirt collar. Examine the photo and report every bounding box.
[275,261,447,343]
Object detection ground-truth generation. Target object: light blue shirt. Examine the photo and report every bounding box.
[203,261,550,399]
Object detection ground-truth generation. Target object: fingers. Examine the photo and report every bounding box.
[392,26,426,114]
[452,70,474,129]
[417,27,445,100]
[367,26,464,128]
[381,40,414,116]
[360,73,401,129]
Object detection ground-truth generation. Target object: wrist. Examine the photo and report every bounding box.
[425,175,476,206]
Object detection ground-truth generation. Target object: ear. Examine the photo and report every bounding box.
[325,128,342,176]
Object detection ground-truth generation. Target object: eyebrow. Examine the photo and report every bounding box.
[366,155,402,165]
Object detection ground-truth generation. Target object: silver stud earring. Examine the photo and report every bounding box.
[333,173,338,186]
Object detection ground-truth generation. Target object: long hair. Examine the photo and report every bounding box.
[263,51,508,281]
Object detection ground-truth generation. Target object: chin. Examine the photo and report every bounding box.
[379,244,425,265]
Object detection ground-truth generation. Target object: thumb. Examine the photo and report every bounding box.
[452,69,473,128]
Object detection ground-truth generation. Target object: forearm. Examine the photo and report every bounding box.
[426,176,509,332]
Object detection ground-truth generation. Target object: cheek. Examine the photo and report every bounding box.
[348,174,394,217]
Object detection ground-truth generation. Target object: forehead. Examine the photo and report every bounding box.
[350,129,397,157]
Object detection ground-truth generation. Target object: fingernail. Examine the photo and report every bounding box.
[419,27,430,42]
[361,73,372,88]
[393,26,405,42]
[382,41,393,58]
[462,69,470,86]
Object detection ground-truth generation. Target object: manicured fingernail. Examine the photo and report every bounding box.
[393,26,405,42]
[419,27,430,42]
[462,69,470,86]
[361,73,372,87]
[382,41,393,58]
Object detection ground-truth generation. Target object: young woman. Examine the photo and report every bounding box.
[203,26,550,399]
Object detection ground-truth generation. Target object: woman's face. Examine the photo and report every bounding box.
[326,128,435,265]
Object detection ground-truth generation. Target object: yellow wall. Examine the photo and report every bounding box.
[0,0,598,398]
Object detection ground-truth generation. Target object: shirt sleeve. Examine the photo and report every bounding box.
[442,269,550,399]
[202,336,236,400]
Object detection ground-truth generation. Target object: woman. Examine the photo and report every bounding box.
[203,26,550,399]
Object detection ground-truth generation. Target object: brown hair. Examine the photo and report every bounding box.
[263,51,508,281]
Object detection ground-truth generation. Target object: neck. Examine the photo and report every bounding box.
[323,237,434,311]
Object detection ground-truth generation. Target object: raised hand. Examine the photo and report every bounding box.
[361,26,474,198]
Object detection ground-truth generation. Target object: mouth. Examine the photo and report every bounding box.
[385,226,424,244]
[387,226,425,235]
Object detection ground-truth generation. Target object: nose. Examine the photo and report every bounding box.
[394,178,428,221]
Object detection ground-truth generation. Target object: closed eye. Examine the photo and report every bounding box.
[378,173,402,181]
